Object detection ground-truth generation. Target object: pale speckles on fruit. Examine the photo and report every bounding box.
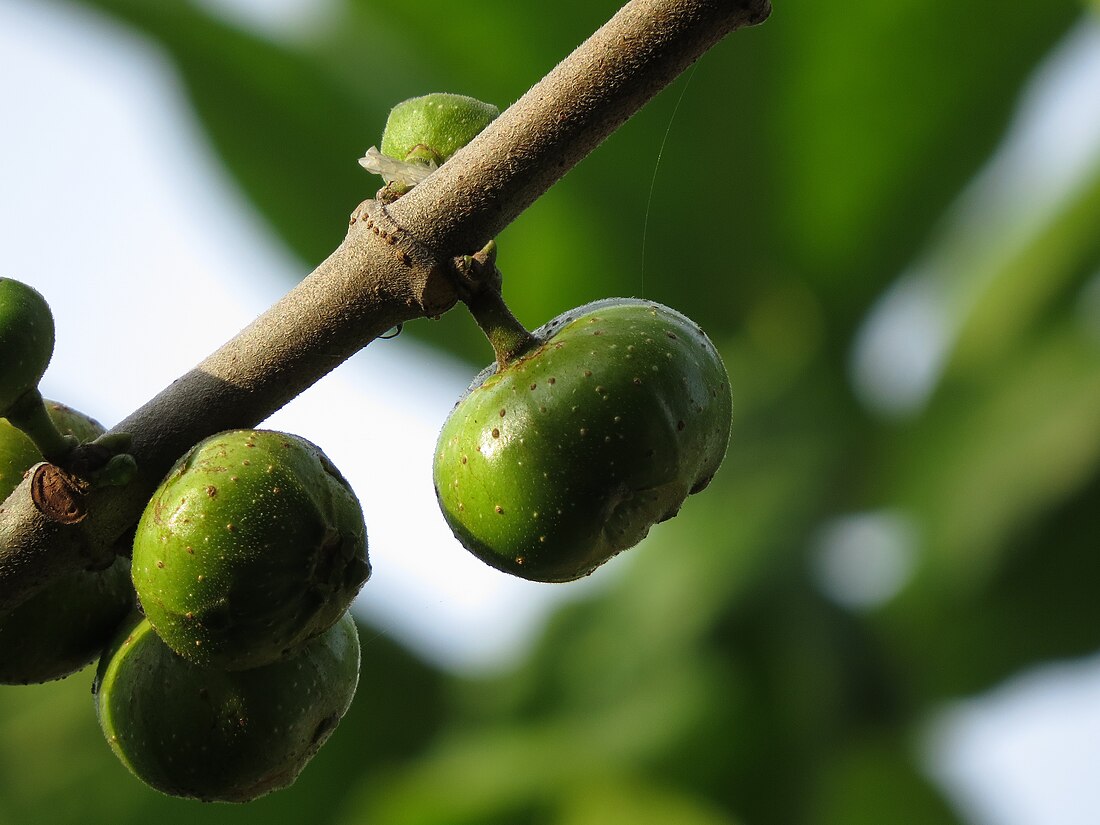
[131,430,369,671]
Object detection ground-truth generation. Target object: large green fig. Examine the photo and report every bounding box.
[434,298,732,582]
[131,430,369,670]
[0,277,54,416]
[0,401,134,684]
[94,611,360,802]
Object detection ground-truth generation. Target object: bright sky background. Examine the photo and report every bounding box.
[5,1,1100,823]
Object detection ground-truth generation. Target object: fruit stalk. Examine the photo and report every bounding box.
[3,389,77,464]
[463,284,538,368]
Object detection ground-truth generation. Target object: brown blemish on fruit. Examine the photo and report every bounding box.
[491,428,500,438]
[499,408,506,417]
[548,377,556,384]
[495,505,504,514]
[206,485,218,497]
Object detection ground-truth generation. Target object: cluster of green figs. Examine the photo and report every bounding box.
[0,277,370,802]
[0,94,733,804]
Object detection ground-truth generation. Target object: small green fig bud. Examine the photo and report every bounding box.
[0,278,55,417]
[380,92,499,164]
[131,430,369,670]
[94,611,360,802]
[360,93,499,189]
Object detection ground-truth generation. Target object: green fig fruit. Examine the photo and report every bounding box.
[434,298,732,582]
[0,401,134,684]
[380,92,499,165]
[131,430,369,670]
[94,611,360,802]
[0,278,55,417]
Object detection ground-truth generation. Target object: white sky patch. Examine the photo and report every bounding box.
[925,654,1100,825]
[810,510,918,611]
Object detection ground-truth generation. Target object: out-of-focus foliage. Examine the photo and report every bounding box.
[5,0,1100,822]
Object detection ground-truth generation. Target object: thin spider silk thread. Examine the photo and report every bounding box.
[640,61,700,296]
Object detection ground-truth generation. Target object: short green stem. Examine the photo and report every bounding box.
[464,285,538,367]
[4,388,77,464]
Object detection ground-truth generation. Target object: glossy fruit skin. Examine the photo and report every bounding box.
[131,430,369,670]
[94,611,360,803]
[0,278,54,416]
[380,92,499,163]
[0,402,134,684]
[434,298,732,582]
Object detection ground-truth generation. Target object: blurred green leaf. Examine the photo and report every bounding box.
[810,734,964,825]
[882,312,1100,590]
[768,0,1082,322]
[948,158,1100,373]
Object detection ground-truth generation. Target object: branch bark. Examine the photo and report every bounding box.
[0,0,770,609]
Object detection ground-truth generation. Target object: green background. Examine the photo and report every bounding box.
[4,0,1100,822]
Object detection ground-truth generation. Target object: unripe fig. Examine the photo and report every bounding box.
[380,92,499,165]
[131,430,369,670]
[0,278,54,416]
[94,611,360,803]
[434,298,732,582]
[0,401,134,684]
